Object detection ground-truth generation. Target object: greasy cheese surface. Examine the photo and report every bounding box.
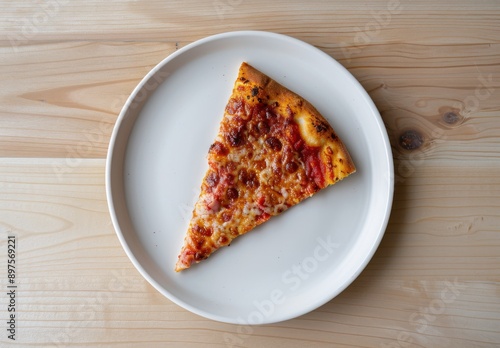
[180,98,321,266]
[175,63,356,271]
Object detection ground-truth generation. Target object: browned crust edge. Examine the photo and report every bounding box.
[175,62,357,272]
[238,62,356,183]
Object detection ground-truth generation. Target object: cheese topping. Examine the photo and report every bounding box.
[175,62,356,272]
[182,95,327,264]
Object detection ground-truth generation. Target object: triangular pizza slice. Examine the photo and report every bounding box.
[175,62,355,271]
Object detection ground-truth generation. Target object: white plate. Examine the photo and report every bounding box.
[106,31,394,324]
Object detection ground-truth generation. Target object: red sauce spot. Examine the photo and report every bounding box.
[283,120,325,187]
[284,121,302,149]
[265,136,282,151]
[285,161,298,173]
[193,225,212,237]
[257,212,271,223]
[257,196,266,207]
[212,167,233,202]
[226,187,239,201]
[254,160,266,171]
[226,98,243,115]
[266,109,277,119]
[218,235,229,245]
[206,172,219,187]
[303,147,325,188]
[251,104,266,120]
[227,128,245,147]
[238,169,259,189]
[209,142,228,156]
[189,234,205,250]
[257,121,270,134]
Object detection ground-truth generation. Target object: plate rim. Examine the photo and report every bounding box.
[106,30,394,324]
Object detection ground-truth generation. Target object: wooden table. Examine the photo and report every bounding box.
[1,0,499,347]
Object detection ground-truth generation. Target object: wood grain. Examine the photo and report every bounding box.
[2,0,500,44]
[0,160,498,347]
[0,0,499,347]
[0,41,175,158]
[1,39,499,160]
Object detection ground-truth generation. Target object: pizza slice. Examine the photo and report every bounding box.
[175,62,355,272]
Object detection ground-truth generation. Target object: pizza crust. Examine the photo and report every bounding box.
[175,62,356,272]
[238,62,356,185]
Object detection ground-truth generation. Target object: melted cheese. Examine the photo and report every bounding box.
[176,62,356,272]
[295,113,322,147]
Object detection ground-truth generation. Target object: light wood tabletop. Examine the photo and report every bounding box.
[1,0,499,347]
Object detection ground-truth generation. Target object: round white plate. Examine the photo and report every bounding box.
[106,31,393,324]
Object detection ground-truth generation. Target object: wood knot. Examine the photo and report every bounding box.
[399,130,424,150]
[443,111,459,125]
[438,107,463,127]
